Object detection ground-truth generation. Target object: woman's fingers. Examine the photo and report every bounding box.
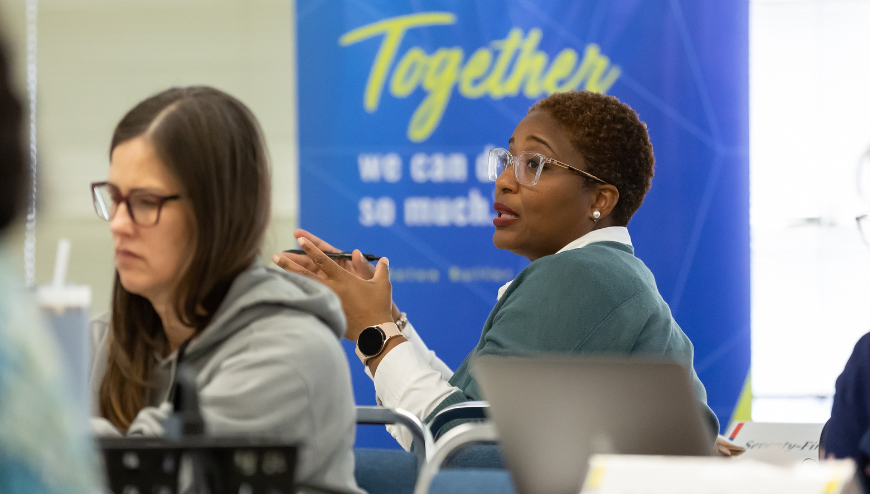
[293,229,358,273]
[337,256,393,339]
[278,232,394,339]
[370,257,391,287]
[281,252,320,273]
[293,230,375,278]
[294,228,341,253]
[351,249,376,280]
[297,237,345,280]
[272,253,320,280]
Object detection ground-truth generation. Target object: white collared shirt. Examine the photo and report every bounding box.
[370,226,632,450]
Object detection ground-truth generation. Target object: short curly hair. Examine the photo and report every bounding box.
[529,91,654,225]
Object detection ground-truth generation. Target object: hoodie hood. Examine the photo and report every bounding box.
[87,262,363,493]
[181,263,347,363]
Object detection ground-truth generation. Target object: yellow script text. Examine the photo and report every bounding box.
[339,12,622,142]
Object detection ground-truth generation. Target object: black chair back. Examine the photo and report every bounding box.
[100,436,298,494]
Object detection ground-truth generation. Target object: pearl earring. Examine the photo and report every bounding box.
[592,211,601,220]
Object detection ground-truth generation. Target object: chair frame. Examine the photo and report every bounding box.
[356,406,435,467]
[412,422,500,494]
[427,401,490,438]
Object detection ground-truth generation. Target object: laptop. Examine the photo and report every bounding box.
[473,355,714,494]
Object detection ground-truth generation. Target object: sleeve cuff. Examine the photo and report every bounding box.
[373,341,460,420]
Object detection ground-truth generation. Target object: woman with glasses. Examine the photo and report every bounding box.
[89,87,363,494]
[274,90,717,448]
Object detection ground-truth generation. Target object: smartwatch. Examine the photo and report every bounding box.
[355,322,402,365]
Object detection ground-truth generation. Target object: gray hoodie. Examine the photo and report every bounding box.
[90,264,365,494]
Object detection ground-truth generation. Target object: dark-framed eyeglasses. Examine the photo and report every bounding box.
[91,181,181,227]
[487,147,610,187]
[857,213,870,247]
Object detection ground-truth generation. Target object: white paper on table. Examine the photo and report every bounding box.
[725,422,825,465]
[579,455,857,494]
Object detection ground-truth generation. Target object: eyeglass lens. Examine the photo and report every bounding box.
[488,149,509,181]
[93,186,112,220]
[488,149,544,186]
[93,184,163,226]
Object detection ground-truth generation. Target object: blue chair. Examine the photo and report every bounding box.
[354,447,418,494]
[419,403,515,494]
[354,403,511,494]
[428,402,504,470]
[428,401,490,440]
[427,470,515,494]
[354,406,433,494]
[413,421,516,494]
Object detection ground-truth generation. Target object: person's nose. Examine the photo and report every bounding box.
[495,164,519,193]
[109,202,135,235]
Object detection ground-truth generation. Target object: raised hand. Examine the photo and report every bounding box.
[273,236,393,342]
[285,229,376,281]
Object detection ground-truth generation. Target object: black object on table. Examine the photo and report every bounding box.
[99,363,298,494]
[100,436,298,494]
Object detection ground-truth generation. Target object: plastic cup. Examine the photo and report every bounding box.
[37,283,92,412]
[36,239,92,414]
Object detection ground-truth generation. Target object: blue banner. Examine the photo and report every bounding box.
[297,0,749,447]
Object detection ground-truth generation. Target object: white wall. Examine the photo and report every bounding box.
[751,0,870,421]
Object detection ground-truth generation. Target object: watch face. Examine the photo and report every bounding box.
[357,326,386,357]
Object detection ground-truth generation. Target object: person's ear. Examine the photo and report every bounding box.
[590,184,619,221]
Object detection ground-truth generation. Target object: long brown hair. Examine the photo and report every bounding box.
[100,87,271,429]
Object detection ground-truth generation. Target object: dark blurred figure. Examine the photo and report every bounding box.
[0,31,98,493]
[824,214,870,492]
[0,30,25,229]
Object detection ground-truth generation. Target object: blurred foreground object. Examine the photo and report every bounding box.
[580,455,858,494]
[0,10,99,493]
[100,365,299,494]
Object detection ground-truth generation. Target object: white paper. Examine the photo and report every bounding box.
[725,422,825,465]
[580,455,856,494]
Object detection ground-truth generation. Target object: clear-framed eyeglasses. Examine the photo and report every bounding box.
[487,147,610,187]
[91,181,181,227]
[857,213,870,247]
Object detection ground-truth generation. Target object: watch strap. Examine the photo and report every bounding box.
[377,321,403,338]
[355,322,402,364]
